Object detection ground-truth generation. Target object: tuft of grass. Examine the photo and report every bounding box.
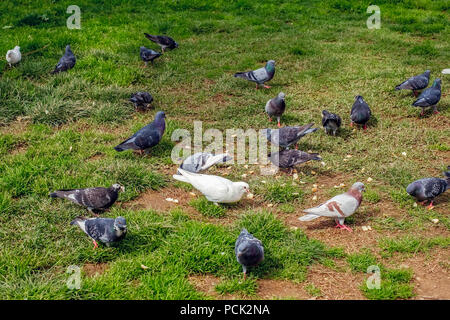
[189,197,226,218]
[347,250,378,273]
[257,180,304,204]
[215,277,258,296]
[305,283,322,297]
[379,236,450,257]
[361,268,414,300]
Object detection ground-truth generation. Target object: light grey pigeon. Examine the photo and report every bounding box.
[51,45,76,74]
[406,167,449,209]
[395,70,430,97]
[50,184,124,213]
[179,152,232,173]
[130,91,153,111]
[235,228,264,279]
[412,78,441,116]
[322,110,342,136]
[6,46,21,67]
[71,216,127,249]
[262,124,318,149]
[114,111,166,154]
[268,149,321,171]
[350,95,371,130]
[265,92,286,127]
[140,46,162,67]
[298,182,365,232]
[144,33,178,52]
[173,168,249,204]
[234,60,275,89]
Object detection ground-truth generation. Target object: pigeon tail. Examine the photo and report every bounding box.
[309,153,322,161]
[299,214,320,221]
[202,153,232,171]
[49,192,59,198]
[302,127,318,136]
[173,174,190,183]
[234,72,248,79]
[114,145,125,152]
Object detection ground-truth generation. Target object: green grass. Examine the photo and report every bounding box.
[379,236,450,257]
[215,277,258,296]
[361,268,414,300]
[189,197,226,218]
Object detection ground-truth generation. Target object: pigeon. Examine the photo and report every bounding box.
[51,45,76,74]
[322,110,342,136]
[350,95,371,130]
[144,33,178,53]
[50,184,124,213]
[412,78,441,116]
[395,70,430,97]
[268,149,321,171]
[262,124,318,149]
[179,152,232,173]
[5,46,21,67]
[298,182,365,232]
[114,111,166,154]
[130,91,153,111]
[71,216,127,249]
[140,46,162,67]
[442,69,450,75]
[234,60,275,89]
[235,228,264,279]
[265,92,286,127]
[173,168,249,204]
[406,167,449,210]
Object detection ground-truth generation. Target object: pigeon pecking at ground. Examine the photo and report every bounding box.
[350,95,371,130]
[262,124,318,149]
[234,60,275,89]
[114,111,166,154]
[173,168,249,204]
[235,228,264,280]
[71,216,127,249]
[179,152,232,173]
[395,70,431,97]
[140,46,162,67]
[144,33,178,53]
[268,149,321,172]
[298,182,365,232]
[412,78,441,116]
[265,92,286,127]
[130,91,153,111]
[5,46,21,67]
[51,45,76,74]
[50,184,124,213]
[322,110,342,136]
[406,167,449,210]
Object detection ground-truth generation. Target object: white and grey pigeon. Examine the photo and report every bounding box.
[322,110,342,136]
[395,70,430,97]
[262,124,318,149]
[235,228,264,279]
[144,33,178,53]
[130,91,153,111]
[114,111,166,154]
[140,46,162,67]
[412,78,441,116]
[406,167,449,210]
[179,152,232,173]
[350,95,371,130]
[50,184,124,213]
[51,45,76,74]
[234,60,275,89]
[71,216,127,249]
[265,92,286,127]
[299,182,365,232]
[268,149,321,171]
[5,46,21,67]
[173,168,249,204]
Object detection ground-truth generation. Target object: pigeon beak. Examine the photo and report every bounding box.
[120,186,125,192]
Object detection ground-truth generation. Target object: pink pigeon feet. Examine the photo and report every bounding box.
[92,240,98,249]
[277,121,281,128]
[363,124,367,130]
[263,85,271,89]
[427,201,434,210]
[335,223,353,232]
[350,122,354,127]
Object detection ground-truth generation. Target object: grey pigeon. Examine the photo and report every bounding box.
[140,46,162,67]
[395,70,430,97]
[406,167,449,209]
[235,228,264,279]
[322,110,342,136]
[50,184,124,213]
[350,95,371,130]
[71,216,127,249]
[144,33,178,53]
[234,60,275,89]
[179,152,232,173]
[130,91,153,111]
[412,78,441,116]
[51,45,76,74]
[262,123,318,149]
[114,111,166,154]
[268,149,321,171]
[265,92,286,127]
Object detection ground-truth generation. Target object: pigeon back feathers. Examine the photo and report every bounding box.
[350,95,371,125]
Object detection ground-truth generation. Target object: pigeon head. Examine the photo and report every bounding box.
[114,217,127,232]
[278,92,285,100]
[65,45,72,53]
[14,46,20,51]
[112,183,125,193]
[351,182,365,193]
[354,95,364,102]
[432,78,441,89]
[234,182,250,194]
[424,70,431,77]
[266,60,275,71]
[174,41,179,48]
[322,110,330,117]
[406,182,418,196]
[155,111,166,120]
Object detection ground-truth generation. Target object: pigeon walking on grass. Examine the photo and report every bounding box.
[179,152,232,173]
[265,92,286,127]
[262,124,318,149]
[322,110,342,136]
[350,95,371,130]
[406,167,449,210]
[234,60,275,89]
[395,70,430,97]
[140,46,162,66]
[130,92,153,111]
[412,78,441,116]
[71,216,127,249]
[144,33,178,52]
[269,149,321,171]
[5,46,21,67]
[51,45,76,74]
[235,229,264,279]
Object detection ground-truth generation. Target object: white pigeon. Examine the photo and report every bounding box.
[442,69,450,75]
[298,182,365,232]
[173,168,249,204]
[6,46,21,67]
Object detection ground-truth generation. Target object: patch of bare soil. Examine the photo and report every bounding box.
[83,263,108,277]
[256,279,309,300]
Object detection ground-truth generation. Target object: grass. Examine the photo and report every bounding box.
[189,197,226,218]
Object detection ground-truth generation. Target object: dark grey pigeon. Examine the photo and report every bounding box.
[50,184,124,213]
[322,110,342,136]
[71,216,127,249]
[144,33,178,53]
[130,91,153,111]
[140,46,162,66]
[350,95,371,130]
[114,111,166,154]
[179,152,232,173]
[269,149,321,171]
[51,45,76,74]
[234,60,275,89]
[412,78,441,116]
[265,92,286,127]
[262,123,318,149]
[406,167,449,209]
[395,70,430,97]
[235,228,264,279]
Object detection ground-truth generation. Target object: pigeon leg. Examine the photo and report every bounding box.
[92,240,98,249]
[420,109,425,116]
[427,201,434,210]
[432,106,439,114]
[243,272,247,280]
[350,122,353,127]
[413,90,418,97]
[341,224,353,232]
[295,144,298,150]
[277,118,281,128]
[144,61,148,68]
[418,200,428,206]
[263,84,271,89]
[363,124,367,130]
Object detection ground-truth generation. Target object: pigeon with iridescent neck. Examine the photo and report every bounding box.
[51,45,76,74]
[406,167,449,210]
[412,78,441,116]
[350,95,371,130]
[71,216,127,249]
[395,70,430,97]
[234,60,275,89]
[235,228,264,279]
[265,92,286,127]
